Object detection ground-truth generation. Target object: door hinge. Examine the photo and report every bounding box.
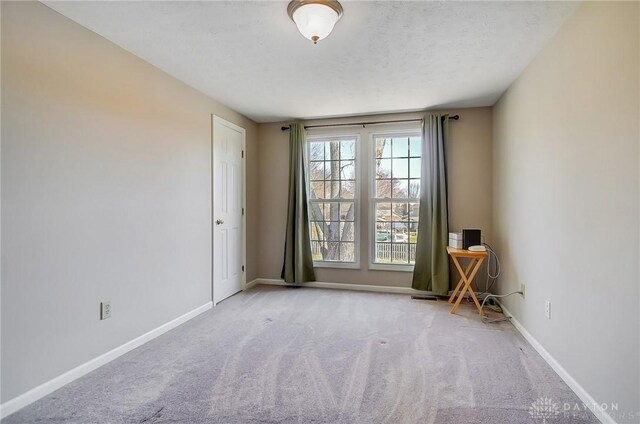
[241,150,244,158]
[242,207,245,215]
[242,265,245,272]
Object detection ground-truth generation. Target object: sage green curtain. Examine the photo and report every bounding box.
[412,114,450,294]
[281,123,316,283]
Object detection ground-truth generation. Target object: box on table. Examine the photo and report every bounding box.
[448,232,463,249]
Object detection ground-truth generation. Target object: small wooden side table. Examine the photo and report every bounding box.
[447,246,488,316]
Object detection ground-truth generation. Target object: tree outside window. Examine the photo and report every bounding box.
[308,137,357,263]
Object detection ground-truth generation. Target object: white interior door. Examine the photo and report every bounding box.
[213,116,245,304]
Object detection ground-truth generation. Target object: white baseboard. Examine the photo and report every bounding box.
[498,301,616,424]
[244,278,259,290]
[0,301,213,419]
[254,278,436,296]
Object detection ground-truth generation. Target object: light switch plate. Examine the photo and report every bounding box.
[545,300,551,319]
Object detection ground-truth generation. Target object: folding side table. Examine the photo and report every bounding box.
[447,246,488,316]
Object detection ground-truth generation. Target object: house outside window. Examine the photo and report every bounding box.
[371,133,421,269]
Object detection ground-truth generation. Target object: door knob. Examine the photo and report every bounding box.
[216,219,224,225]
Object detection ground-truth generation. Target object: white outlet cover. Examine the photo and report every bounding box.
[101,302,111,320]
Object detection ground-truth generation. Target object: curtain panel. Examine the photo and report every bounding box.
[411,114,450,294]
[281,123,316,283]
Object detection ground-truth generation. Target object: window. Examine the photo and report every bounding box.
[307,136,358,266]
[372,133,421,266]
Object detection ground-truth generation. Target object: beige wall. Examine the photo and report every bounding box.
[493,1,639,421]
[1,1,258,402]
[257,108,493,288]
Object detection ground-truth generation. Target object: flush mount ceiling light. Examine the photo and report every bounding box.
[287,0,343,44]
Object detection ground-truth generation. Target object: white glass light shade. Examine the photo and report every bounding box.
[292,4,340,44]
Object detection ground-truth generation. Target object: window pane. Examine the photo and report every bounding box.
[376,222,391,241]
[325,141,339,161]
[328,222,340,241]
[318,161,327,180]
[340,202,355,221]
[409,228,418,244]
[409,137,421,157]
[376,180,391,198]
[332,222,346,243]
[392,224,408,243]
[318,203,330,221]
[392,203,408,220]
[311,241,323,260]
[376,158,392,179]
[376,138,392,158]
[340,222,355,242]
[310,142,324,161]
[310,162,324,181]
[310,182,324,199]
[392,244,410,264]
[392,158,408,179]
[409,158,421,179]
[408,203,419,256]
[310,222,321,240]
[409,202,420,222]
[340,140,355,159]
[324,182,337,199]
[392,179,408,198]
[340,242,355,261]
[326,161,339,180]
[324,241,340,261]
[408,179,420,199]
[327,203,341,221]
[309,203,324,221]
[375,202,392,222]
[340,160,355,180]
[375,242,391,263]
[314,221,335,242]
[310,222,319,239]
[392,137,409,157]
[340,181,355,199]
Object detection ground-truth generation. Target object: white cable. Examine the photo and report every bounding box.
[480,291,521,323]
[484,243,501,279]
[471,242,501,296]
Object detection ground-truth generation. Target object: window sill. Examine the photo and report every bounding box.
[313,261,361,270]
[368,263,414,272]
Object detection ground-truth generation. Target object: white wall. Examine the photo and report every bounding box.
[493,2,639,421]
[1,1,258,404]
[257,108,493,287]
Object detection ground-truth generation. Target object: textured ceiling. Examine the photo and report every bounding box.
[43,1,579,123]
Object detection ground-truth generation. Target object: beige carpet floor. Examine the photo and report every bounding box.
[3,285,598,423]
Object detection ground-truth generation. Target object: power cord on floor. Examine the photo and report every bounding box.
[480,291,522,323]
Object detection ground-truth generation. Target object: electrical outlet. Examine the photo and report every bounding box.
[100,301,111,320]
[520,283,526,298]
[545,300,551,319]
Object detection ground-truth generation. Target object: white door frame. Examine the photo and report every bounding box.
[212,115,246,304]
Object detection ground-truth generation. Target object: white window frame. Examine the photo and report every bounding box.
[368,129,422,272]
[306,133,361,269]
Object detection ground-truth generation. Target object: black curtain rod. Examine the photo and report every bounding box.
[280,115,459,131]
